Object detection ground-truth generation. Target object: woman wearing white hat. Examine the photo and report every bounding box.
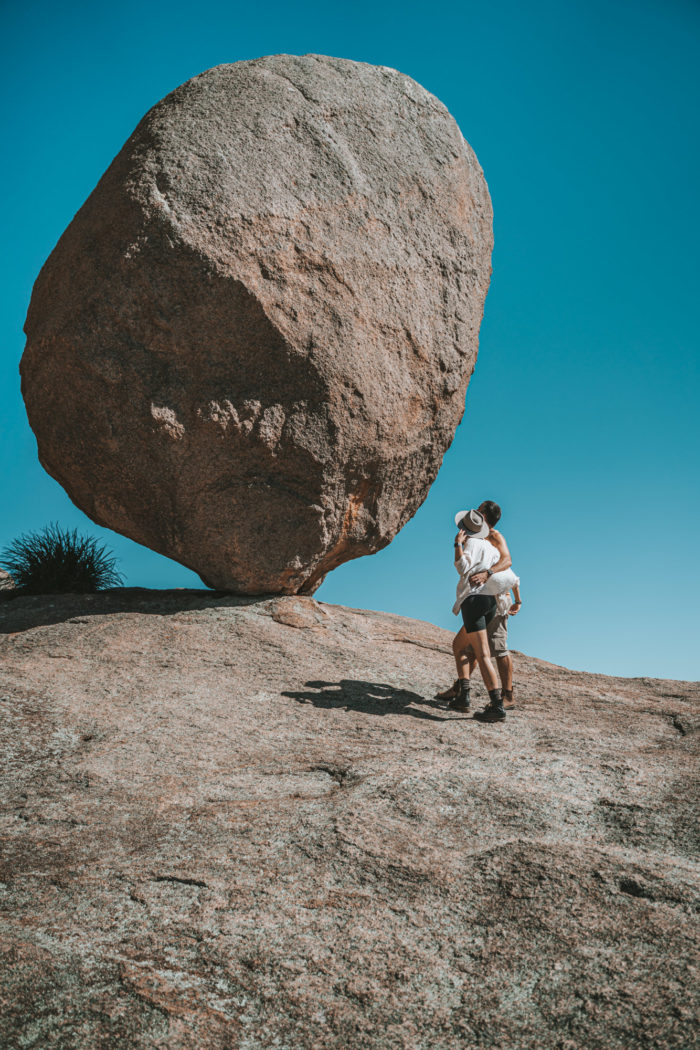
[449,508,513,722]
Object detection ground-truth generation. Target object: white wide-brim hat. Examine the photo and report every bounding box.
[454,508,489,539]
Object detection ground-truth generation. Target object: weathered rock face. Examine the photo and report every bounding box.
[21,54,493,593]
[1,591,698,1048]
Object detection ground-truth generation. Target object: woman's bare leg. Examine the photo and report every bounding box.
[452,627,472,679]
[465,629,499,692]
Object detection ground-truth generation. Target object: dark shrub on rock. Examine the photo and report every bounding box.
[0,523,124,594]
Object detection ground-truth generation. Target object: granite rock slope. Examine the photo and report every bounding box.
[0,590,698,1049]
[20,55,493,593]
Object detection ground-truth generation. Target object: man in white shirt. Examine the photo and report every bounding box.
[462,500,521,708]
[446,509,507,721]
[437,501,521,720]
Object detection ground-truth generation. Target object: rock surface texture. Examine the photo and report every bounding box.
[1,590,698,1049]
[21,55,493,593]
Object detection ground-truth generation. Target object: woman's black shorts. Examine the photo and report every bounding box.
[460,594,498,634]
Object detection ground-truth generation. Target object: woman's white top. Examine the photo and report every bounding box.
[452,539,520,616]
[452,538,498,615]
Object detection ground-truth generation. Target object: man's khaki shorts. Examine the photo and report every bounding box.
[463,612,509,659]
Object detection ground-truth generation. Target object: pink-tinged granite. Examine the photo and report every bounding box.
[20,55,493,594]
[0,589,697,1048]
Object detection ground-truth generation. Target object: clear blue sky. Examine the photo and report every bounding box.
[1,0,698,680]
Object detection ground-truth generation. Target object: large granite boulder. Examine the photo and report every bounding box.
[21,54,493,593]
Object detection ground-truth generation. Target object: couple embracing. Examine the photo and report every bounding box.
[436,500,522,723]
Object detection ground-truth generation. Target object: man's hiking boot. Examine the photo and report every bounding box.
[473,688,506,723]
[502,688,515,709]
[448,680,471,712]
[435,679,459,701]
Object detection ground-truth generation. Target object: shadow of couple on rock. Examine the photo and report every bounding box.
[282,679,450,721]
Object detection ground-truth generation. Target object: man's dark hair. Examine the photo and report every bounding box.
[479,500,502,527]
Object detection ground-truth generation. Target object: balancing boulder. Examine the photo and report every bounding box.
[21,54,493,593]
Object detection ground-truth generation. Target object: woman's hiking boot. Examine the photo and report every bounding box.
[448,679,471,712]
[473,688,506,723]
[435,679,459,701]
